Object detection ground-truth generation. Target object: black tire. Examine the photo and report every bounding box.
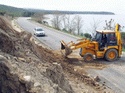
[105,49,118,62]
[83,53,94,62]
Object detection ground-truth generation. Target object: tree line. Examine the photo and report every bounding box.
[0,4,114,17]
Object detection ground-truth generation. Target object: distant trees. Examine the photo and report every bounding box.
[83,18,101,39]
[32,12,45,23]
[104,19,115,30]
[74,15,84,35]
[0,12,6,16]
[51,14,84,35]
[61,15,67,31]
[87,18,102,37]
[51,12,62,30]
[51,14,75,33]
[65,15,76,34]
[22,11,34,17]
[83,33,92,39]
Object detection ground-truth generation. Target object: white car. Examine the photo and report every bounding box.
[34,27,45,36]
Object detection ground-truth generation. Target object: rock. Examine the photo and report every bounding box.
[0,55,6,60]
[34,82,41,87]
[18,57,26,62]
[23,75,31,82]
[46,65,75,93]
[94,76,101,82]
[74,68,77,72]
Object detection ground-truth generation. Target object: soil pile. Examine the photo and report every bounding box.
[0,16,75,93]
[0,16,113,93]
[0,59,28,93]
[0,16,16,54]
[30,32,112,92]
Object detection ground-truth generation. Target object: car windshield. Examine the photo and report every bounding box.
[36,28,43,31]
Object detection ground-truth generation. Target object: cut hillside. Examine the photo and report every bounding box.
[0,16,114,93]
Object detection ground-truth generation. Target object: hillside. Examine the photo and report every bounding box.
[0,4,115,17]
[0,4,27,16]
[26,8,115,15]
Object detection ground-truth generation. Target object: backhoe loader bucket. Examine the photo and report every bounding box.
[61,40,72,56]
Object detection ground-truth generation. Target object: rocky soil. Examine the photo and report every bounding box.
[0,16,114,93]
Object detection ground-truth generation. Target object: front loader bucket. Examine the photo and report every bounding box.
[60,40,72,56]
[61,41,66,50]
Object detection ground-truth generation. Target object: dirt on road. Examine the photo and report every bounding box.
[0,16,114,93]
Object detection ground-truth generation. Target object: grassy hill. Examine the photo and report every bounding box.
[0,4,26,17]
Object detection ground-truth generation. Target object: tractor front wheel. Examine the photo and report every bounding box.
[83,53,94,62]
[105,49,118,62]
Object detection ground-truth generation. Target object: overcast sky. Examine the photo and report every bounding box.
[0,0,125,14]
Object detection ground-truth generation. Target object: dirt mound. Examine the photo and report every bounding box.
[0,16,75,93]
[0,16,19,55]
[0,60,29,93]
[31,41,64,63]
[0,16,15,33]
[30,38,110,92]
[0,16,32,57]
[46,65,74,93]
[0,31,15,54]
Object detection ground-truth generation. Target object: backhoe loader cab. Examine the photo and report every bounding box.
[94,30,117,49]
[61,24,122,62]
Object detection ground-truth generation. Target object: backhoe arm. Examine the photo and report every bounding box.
[61,39,90,56]
[70,41,89,50]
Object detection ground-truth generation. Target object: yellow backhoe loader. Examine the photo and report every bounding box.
[61,24,122,62]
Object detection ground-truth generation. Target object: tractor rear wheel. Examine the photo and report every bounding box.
[83,53,94,62]
[105,49,118,62]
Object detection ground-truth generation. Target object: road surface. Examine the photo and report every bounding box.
[16,17,79,50]
[17,17,125,93]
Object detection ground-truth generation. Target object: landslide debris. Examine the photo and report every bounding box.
[0,16,113,93]
[0,16,74,93]
[0,17,15,54]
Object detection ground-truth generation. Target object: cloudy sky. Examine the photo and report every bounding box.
[0,0,125,14]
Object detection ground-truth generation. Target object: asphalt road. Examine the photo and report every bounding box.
[16,17,79,50]
[17,17,125,93]
[87,56,125,93]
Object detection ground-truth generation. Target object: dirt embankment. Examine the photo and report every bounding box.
[0,16,113,93]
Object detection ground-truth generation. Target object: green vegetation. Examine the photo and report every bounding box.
[0,4,35,17]
[0,4,115,17]
[27,9,115,15]
[83,33,92,39]
[0,4,25,16]
[22,11,35,17]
